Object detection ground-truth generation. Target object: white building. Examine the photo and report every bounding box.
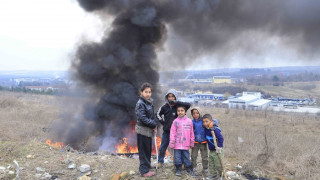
[247,99,272,110]
[227,92,270,110]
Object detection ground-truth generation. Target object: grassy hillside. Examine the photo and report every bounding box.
[0,92,319,179]
[246,81,320,99]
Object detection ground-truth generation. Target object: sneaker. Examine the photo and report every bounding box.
[203,169,209,175]
[175,169,182,177]
[142,171,156,177]
[193,168,198,176]
[186,168,196,178]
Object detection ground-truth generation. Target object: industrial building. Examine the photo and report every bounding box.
[224,92,271,110]
[189,93,224,101]
[213,76,231,84]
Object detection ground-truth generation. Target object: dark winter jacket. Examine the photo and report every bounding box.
[156,89,191,131]
[204,125,224,151]
[135,96,157,137]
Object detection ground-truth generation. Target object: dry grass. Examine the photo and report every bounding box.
[246,81,320,99]
[1,91,320,179]
[202,107,320,179]
[0,92,59,142]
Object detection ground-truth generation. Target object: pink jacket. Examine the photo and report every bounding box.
[169,116,195,150]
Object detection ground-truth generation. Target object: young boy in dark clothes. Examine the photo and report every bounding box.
[156,89,191,167]
[202,114,224,180]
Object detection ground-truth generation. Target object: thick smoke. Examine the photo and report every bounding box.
[53,0,320,151]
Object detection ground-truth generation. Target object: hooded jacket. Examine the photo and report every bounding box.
[169,115,195,150]
[191,107,207,143]
[204,125,224,151]
[156,89,191,131]
[135,96,157,137]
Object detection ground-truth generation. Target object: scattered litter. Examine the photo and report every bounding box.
[78,164,91,173]
[120,172,128,179]
[13,160,20,180]
[129,170,135,175]
[8,171,15,175]
[238,137,244,143]
[226,171,241,180]
[63,159,72,164]
[0,166,5,171]
[36,167,46,173]
[118,156,126,160]
[68,163,76,169]
[86,152,98,156]
[235,164,242,170]
[35,173,42,178]
[42,172,52,179]
[111,174,120,180]
[27,155,35,159]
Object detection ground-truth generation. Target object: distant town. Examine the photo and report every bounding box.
[1,66,320,113]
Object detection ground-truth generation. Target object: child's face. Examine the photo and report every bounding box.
[177,107,186,118]
[141,87,152,100]
[202,118,213,128]
[192,109,200,120]
[167,93,176,102]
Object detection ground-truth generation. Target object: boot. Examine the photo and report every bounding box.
[175,165,182,177]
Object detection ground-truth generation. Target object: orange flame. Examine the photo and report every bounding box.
[115,120,170,156]
[46,139,65,149]
[115,136,170,156]
[115,137,138,154]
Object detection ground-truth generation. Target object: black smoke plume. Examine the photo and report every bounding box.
[52,0,320,151]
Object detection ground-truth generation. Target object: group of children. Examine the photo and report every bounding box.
[135,82,224,179]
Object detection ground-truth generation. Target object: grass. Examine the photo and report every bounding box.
[202,107,320,179]
[246,81,320,99]
[0,91,320,179]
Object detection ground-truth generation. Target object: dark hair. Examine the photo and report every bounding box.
[140,82,152,92]
[202,114,213,121]
[177,105,186,111]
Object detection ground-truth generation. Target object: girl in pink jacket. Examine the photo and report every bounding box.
[169,106,196,177]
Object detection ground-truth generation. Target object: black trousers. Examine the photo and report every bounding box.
[137,134,152,175]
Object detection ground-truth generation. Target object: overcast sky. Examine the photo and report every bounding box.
[0,0,319,71]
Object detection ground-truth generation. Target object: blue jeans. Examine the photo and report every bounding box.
[174,149,192,168]
[158,130,170,163]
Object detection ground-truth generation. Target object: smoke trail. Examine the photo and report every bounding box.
[53,0,320,150]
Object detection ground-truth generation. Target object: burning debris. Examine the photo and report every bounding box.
[50,0,320,152]
[46,139,65,149]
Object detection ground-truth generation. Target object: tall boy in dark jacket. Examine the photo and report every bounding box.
[156,89,191,167]
[202,114,224,180]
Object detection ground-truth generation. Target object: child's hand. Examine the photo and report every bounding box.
[153,128,157,134]
[216,147,222,154]
[169,142,174,149]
